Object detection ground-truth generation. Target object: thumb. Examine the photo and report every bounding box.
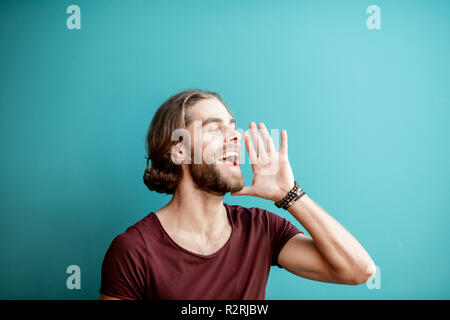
[230,186,254,197]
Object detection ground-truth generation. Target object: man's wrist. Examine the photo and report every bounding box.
[274,181,305,209]
[274,181,295,202]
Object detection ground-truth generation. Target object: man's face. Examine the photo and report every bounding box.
[183,98,245,195]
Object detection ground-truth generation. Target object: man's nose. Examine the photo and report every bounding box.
[225,128,241,142]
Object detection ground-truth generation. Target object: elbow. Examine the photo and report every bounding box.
[350,262,377,285]
[341,262,377,285]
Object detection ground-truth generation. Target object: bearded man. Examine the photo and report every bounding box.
[99,89,375,300]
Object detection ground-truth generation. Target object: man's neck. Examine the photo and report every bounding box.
[160,182,229,237]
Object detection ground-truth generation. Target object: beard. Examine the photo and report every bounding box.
[188,154,245,196]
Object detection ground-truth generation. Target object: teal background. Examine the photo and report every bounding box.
[1,0,449,299]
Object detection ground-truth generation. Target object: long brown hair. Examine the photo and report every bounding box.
[143,89,232,194]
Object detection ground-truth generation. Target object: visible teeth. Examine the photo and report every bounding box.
[222,151,238,159]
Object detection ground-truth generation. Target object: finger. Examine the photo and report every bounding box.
[249,122,266,157]
[258,122,275,155]
[243,130,257,165]
[230,186,254,196]
[280,129,288,155]
[249,122,260,156]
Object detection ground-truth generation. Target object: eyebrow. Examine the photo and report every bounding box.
[202,117,236,127]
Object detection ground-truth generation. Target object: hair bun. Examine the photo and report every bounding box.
[143,165,180,194]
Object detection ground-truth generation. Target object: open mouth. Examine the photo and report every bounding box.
[217,151,239,167]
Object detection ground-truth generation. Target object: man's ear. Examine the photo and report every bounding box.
[170,142,188,165]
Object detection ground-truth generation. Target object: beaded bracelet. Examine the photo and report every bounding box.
[274,181,300,208]
[285,190,306,209]
[274,181,306,210]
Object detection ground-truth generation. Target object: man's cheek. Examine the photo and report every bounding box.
[202,141,222,165]
[200,132,223,165]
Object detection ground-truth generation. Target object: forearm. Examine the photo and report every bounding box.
[287,194,376,282]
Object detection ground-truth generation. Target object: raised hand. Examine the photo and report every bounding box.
[231,122,295,202]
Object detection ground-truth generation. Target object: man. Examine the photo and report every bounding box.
[99,89,376,300]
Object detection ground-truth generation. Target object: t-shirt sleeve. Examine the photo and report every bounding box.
[99,226,148,300]
[266,210,304,268]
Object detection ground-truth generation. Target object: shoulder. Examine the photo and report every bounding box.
[225,203,281,228]
[101,225,149,300]
[107,226,147,259]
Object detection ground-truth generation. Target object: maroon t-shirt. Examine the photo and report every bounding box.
[99,203,303,300]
